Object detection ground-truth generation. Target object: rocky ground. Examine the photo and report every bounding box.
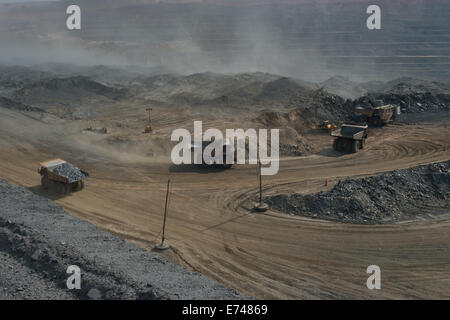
[0,250,75,300]
[266,161,450,224]
[0,179,244,300]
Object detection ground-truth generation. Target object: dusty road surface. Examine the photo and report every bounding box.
[0,107,449,299]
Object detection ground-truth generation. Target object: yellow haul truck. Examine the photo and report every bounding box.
[331,123,369,153]
[355,105,397,126]
[38,159,89,194]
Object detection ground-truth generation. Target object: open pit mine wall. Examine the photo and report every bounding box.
[0,179,245,300]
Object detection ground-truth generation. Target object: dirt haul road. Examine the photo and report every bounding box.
[0,115,449,299]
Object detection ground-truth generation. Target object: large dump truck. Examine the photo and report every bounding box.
[189,140,236,169]
[355,104,397,126]
[331,123,368,153]
[38,159,89,194]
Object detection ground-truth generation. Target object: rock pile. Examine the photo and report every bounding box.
[0,96,44,113]
[352,92,450,114]
[0,179,244,299]
[50,162,89,183]
[266,161,449,224]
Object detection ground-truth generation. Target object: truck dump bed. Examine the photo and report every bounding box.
[331,124,368,140]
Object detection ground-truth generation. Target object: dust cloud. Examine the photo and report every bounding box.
[0,0,448,81]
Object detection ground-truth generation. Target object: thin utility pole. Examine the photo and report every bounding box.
[162,179,170,244]
[253,160,268,212]
[145,107,153,133]
[146,107,153,125]
[155,179,171,250]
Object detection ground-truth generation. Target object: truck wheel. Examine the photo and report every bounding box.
[333,139,339,151]
[41,176,51,190]
[73,180,84,191]
[53,182,68,194]
[60,183,70,194]
[338,139,344,152]
[351,140,358,153]
[359,139,365,149]
[53,181,71,194]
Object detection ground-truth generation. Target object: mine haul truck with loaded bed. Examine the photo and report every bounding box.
[189,140,236,169]
[355,104,397,126]
[331,123,368,153]
[38,159,89,194]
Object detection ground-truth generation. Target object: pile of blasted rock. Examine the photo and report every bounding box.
[266,161,449,224]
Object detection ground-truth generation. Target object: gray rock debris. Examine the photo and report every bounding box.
[0,179,245,300]
[267,161,449,224]
[49,162,89,183]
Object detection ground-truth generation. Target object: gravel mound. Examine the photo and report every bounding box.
[352,92,450,114]
[0,179,244,300]
[319,76,369,99]
[288,88,354,122]
[266,161,449,224]
[0,250,75,300]
[256,109,314,156]
[0,96,45,113]
[12,76,128,109]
